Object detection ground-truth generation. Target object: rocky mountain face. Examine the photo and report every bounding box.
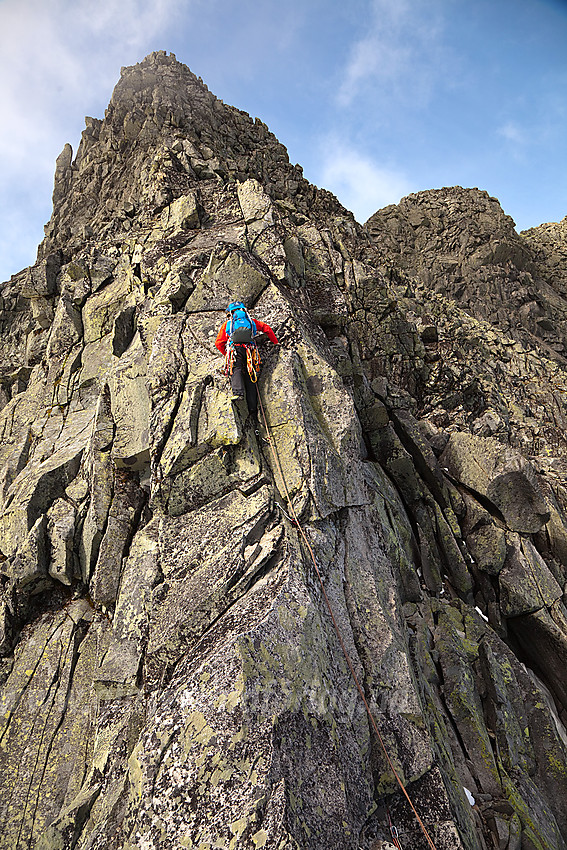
[1,51,567,850]
[366,188,567,361]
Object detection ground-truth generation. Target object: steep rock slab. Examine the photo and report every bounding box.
[0,602,104,848]
[440,431,550,533]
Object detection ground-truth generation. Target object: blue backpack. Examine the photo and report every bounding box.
[226,302,257,344]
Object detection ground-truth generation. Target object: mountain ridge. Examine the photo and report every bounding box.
[0,51,567,850]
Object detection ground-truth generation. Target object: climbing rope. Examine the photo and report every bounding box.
[255,384,439,850]
[224,346,235,376]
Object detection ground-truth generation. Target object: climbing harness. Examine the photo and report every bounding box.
[225,343,261,382]
[254,383,439,850]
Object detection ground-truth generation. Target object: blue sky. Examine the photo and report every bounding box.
[1,0,566,283]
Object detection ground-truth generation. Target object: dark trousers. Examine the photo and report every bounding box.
[231,346,258,415]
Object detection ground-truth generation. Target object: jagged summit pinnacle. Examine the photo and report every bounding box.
[40,52,350,265]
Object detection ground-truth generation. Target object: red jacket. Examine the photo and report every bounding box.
[215,318,279,356]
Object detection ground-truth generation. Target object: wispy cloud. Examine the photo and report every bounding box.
[337,0,448,108]
[318,137,411,222]
[496,120,529,158]
[498,121,527,144]
[0,0,185,156]
[0,0,186,280]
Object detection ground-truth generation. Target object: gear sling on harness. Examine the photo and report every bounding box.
[225,343,261,381]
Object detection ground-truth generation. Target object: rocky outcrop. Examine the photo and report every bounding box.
[365,187,567,361]
[522,214,567,301]
[1,51,567,850]
[40,51,341,268]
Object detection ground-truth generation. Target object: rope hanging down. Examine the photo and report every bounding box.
[255,384,438,850]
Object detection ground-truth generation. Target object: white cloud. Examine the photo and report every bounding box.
[318,138,412,222]
[0,0,185,158]
[496,120,532,163]
[337,0,447,107]
[0,0,186,281]
[497,121,527,146]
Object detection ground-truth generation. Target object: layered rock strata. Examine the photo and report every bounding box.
[0,51,567,850]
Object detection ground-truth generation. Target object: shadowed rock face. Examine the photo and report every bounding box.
[365,187,567,362]
[1,51,567,850]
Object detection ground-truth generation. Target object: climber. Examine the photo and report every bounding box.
[215,301,278,419]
